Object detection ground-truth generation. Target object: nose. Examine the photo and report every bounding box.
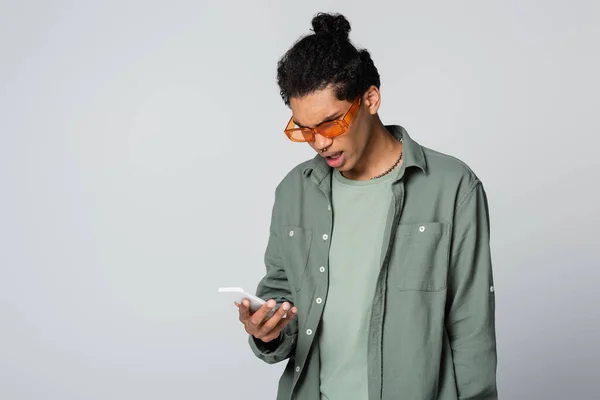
[313,133,333,152]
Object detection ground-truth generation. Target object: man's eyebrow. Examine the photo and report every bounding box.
[293,112,343,129]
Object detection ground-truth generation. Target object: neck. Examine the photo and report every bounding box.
[343,118,402,181]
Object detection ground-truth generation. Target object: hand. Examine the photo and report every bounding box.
[236,298,297,343]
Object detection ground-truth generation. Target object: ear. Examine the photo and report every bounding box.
[362,85,381,115]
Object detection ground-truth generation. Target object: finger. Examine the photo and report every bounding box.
[249,299,277,329]
[262,307,297,342]
[273,305,297,331]
[259,306,297,341]
[238,299,251,323]
[257,302,290,336]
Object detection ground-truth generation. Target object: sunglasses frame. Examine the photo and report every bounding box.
[284,97,361,142]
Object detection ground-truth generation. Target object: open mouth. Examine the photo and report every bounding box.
[324,151,344,168]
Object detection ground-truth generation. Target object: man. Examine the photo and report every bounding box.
[236,12,498,400]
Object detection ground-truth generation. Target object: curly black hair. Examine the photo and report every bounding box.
[277,12,381,106]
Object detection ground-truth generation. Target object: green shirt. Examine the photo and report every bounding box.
[319,169,396,399]
[249,125,498,400]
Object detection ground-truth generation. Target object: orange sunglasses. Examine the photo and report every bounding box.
[284,97,361,142]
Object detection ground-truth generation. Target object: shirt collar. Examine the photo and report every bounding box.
[302,125,427,182]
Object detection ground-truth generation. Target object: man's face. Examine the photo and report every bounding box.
[289,86,373,173]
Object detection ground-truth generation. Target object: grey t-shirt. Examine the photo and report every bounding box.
[319,168,396,400]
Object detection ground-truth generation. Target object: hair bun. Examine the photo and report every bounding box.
[311,13,351,39]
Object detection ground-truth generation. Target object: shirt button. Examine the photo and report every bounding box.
[419,225,426,233]
[490,286,495,293]
[316,297,323,304]
[289,230,294,237]
[319,266,325,273]
[295,366,300,372]
[327,204,331,211]
[322,234,328,241]
[306,329,313,335]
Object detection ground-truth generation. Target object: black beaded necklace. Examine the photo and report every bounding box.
[370,138,403,180]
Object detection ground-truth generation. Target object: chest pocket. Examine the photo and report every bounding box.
[388,222,450,292]
[281,225,312,292]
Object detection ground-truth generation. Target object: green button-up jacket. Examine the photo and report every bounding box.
[249,125,498,400]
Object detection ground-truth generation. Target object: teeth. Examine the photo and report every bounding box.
[330,153,341,159]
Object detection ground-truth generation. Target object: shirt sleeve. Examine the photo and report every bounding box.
[446,181,498,399]
[248,188,298,364]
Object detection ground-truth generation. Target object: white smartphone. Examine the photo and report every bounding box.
[218,287,286,318]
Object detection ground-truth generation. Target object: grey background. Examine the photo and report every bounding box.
[1,0,598,399]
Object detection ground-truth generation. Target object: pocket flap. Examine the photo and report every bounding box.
[396,222,446,236]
